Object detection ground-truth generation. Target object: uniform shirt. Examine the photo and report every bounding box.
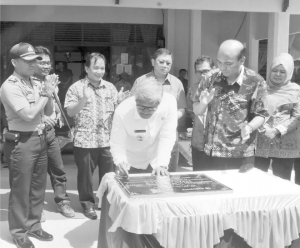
[0,72,43,131]
[64,77,118,148]
[131,71,187,110]
[194,66,269,158]
[110,93,177,170]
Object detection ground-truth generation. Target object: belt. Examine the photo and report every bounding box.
[17,129,46,137]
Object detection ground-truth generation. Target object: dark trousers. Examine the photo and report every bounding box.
[168,135,179,172]
[255,157,294,181]
[197,153,254,171]
[46,128,70,203]
[4,133,48,239]
[73,146,114,208]
[192,148,210,171]
[295,158,300,185]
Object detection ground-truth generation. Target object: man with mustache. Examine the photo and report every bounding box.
[33,46,75,219]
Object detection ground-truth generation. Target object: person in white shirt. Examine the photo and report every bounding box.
[110,78,177,177]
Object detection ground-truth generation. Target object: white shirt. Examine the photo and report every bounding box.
[110,93,177,170]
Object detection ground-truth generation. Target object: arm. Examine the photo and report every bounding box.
[192,74,215,116]
[110,107,129,175]
[65,81,91,118]
[241,81,269,142]
[44,97,54,117]
[66,97,88,118]
[177,79,187,120]
[274,99,300,136]
[3,76,57,122]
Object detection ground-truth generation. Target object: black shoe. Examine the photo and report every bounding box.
[28,229,53,241]
[13,237,35,248]
[84,207,98,220]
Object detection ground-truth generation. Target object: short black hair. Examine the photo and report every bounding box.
[237,46,246,61]
[194,56,214,71]
[179,69,187,73]
[152,48,173,60]
[34,46,51,57]
[85,53,106,67]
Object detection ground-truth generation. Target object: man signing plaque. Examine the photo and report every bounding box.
[110,78,177,177]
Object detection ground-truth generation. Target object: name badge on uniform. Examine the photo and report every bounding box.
[26,91,35,104]
[134,130,146,141]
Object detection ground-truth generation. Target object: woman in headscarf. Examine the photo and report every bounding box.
[255,53,300,180]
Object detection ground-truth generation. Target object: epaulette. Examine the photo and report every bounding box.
[7,75,18,84]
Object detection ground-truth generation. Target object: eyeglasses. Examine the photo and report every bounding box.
[195,70,210,76]
[37,61,52,66]
[136,105,158,112]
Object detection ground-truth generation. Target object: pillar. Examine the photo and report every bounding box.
[187,10,202,110]
[267,13,290,75]
[164,9,175,75]
[246,12,259,72]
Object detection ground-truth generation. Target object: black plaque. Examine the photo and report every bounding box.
[115,173,233,198]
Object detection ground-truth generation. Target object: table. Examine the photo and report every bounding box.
[97,169,300,248]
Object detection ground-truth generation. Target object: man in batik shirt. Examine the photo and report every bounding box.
[193,40,269,170]
[65,53,127,220]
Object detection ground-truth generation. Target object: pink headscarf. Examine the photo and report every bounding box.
[267,53,300,115]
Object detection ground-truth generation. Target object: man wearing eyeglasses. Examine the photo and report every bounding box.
[33,46,75,220]
[0,42,58,248]
[110,78,177,177]
[189,56,215,171]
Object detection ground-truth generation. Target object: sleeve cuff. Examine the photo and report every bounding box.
[275,124,287,136]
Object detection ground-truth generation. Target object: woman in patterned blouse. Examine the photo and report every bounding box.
[255,53,300,181]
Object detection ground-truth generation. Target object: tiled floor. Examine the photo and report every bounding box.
[0,153,192,248]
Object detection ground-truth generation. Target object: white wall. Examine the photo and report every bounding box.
[173,9,189,77]
[201,11,220,64]
[0,5,163,24]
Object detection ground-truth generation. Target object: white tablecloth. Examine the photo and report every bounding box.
[97,169,300,248]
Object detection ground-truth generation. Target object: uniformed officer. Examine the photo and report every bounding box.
[33,46,75,219]
[0,42,58,248]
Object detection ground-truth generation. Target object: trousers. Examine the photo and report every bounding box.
[255,157,294,181]
[295,157,300,185]
[168,134,179,172]
[46,128,70,203]
[4,132,47,239]
[73,146,114,207]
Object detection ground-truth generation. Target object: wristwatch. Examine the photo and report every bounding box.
[39,91,51,98]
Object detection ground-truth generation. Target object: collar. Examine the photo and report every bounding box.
[84,77,106,89]
[226,66,244,86]
[13,71,34,86]
[149,70,171,84]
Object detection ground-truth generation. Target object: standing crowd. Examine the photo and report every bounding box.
[0,38,300,248]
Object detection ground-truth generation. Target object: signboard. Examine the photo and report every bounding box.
[115,173,232,198]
